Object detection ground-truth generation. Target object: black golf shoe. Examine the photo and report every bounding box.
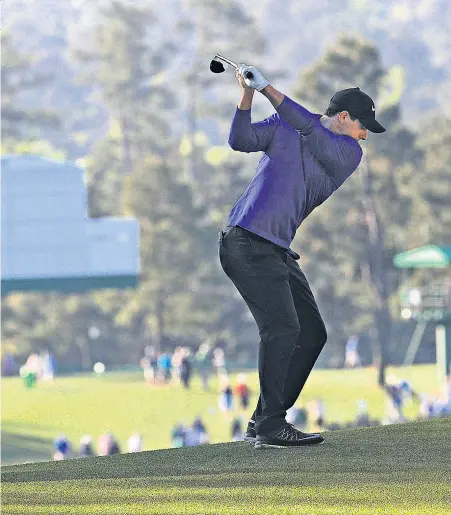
[255,423,324,449]
[243,420,257,443]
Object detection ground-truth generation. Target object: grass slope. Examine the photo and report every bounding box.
[2,417,450,515]
[1,365,440,465]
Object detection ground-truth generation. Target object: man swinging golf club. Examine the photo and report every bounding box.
[218,63,385,449]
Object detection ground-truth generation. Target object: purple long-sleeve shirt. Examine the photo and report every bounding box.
[227,95,363,249]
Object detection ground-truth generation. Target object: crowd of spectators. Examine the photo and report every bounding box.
[139,343,228,390]
[171,416,210,447]
[10,340,450,458]
[52,431,142,460]
[5,351,57,388]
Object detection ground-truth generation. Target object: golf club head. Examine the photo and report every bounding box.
[210,59,226,74]
[210,54,254,80]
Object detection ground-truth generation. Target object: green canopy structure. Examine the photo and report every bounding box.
[393,245,451,269]
[393,244,451,382]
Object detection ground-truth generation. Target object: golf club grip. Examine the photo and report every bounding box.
[244,71,254,80]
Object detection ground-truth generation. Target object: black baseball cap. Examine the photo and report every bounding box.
[328,87,386,133]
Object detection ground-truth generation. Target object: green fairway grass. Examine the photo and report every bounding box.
[2,417,450,514]
[1,365,442,465]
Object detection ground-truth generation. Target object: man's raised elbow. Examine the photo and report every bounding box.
[228,137,241,151]
[228,135,254,153]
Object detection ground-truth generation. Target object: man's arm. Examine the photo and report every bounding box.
[260,85,284,109]
[261,86,318,134]
[238,65,363,181]
[238,89,255,110]
[228,69,278,153]
[261,86,362,184]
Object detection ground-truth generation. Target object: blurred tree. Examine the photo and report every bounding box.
[416,117,451,245]
[1,32,60,143]
[175,0,270,186]
[1,291,133,370]
[71,0,177,214]
[68,1,240,353]
[117,150,201,352]
[3,2,449,370]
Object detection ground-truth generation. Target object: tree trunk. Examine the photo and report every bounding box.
[120,112,133,210]
[75,335,92,371]
[373,307,392,385]
[185,74,197,183]
[152,290,166,353]
[362,153,392,386]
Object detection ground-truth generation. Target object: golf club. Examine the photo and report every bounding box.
[210,53,254,80]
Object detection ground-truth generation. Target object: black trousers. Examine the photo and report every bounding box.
[218,226,327,434]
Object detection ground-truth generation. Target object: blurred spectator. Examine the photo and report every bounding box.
[78,435,95,457]
[344,335,361,368]
[53,435,72,460]
[183,426,200,447]
[171,423,186,448]
[383,374,420,424]
[149,350,159,383]
[157,351,172,383]
[19,364,37,389]
[431,376,451,416]
[171,347,183,385]
[191,416,209,445]
[231,417,244,441]
[1,353,18,376]
[355,399,370,427]
[398,378,419,404]
[20,353,42,388]
[383,383,405,423]
[218,375,233,414]
[212,347,227,376]
[310,399,326,430]
[140,345,159,385]
[195,343,212,391]
[41,350,56,381]
[286,402,308,431]
[97,432,121,456]
[286,405,297,425]
[28,353,44,380]
[192,416,207,438]
[127,433,142,453]
[419,393,434,419]
[97,433,110,456]
[383,374,412,423]
[180,347,193,389]
[109,434,121,455]
[233,373,250,411]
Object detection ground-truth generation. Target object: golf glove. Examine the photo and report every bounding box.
[238,64,270,92]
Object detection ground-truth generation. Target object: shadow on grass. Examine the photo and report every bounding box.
[1,432,53,465]
[2,420,55,431]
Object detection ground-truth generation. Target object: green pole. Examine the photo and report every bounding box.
[447,324,451,377]
[435,324,451,389]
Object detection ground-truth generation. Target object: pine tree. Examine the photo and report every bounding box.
[416,117,451,245]
[1,32,59,142]
[71,0,177,214]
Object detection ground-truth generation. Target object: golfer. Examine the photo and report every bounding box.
[218,64,385,449]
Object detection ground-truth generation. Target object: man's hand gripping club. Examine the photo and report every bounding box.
[237,64,270,91]
[236,64,285,109]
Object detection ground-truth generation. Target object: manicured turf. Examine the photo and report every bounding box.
[1,365,441,465]
[2,417,450,514]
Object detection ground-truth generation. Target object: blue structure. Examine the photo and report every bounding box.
[1,155,140,294]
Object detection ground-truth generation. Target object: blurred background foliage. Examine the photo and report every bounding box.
[2,0,450,380]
